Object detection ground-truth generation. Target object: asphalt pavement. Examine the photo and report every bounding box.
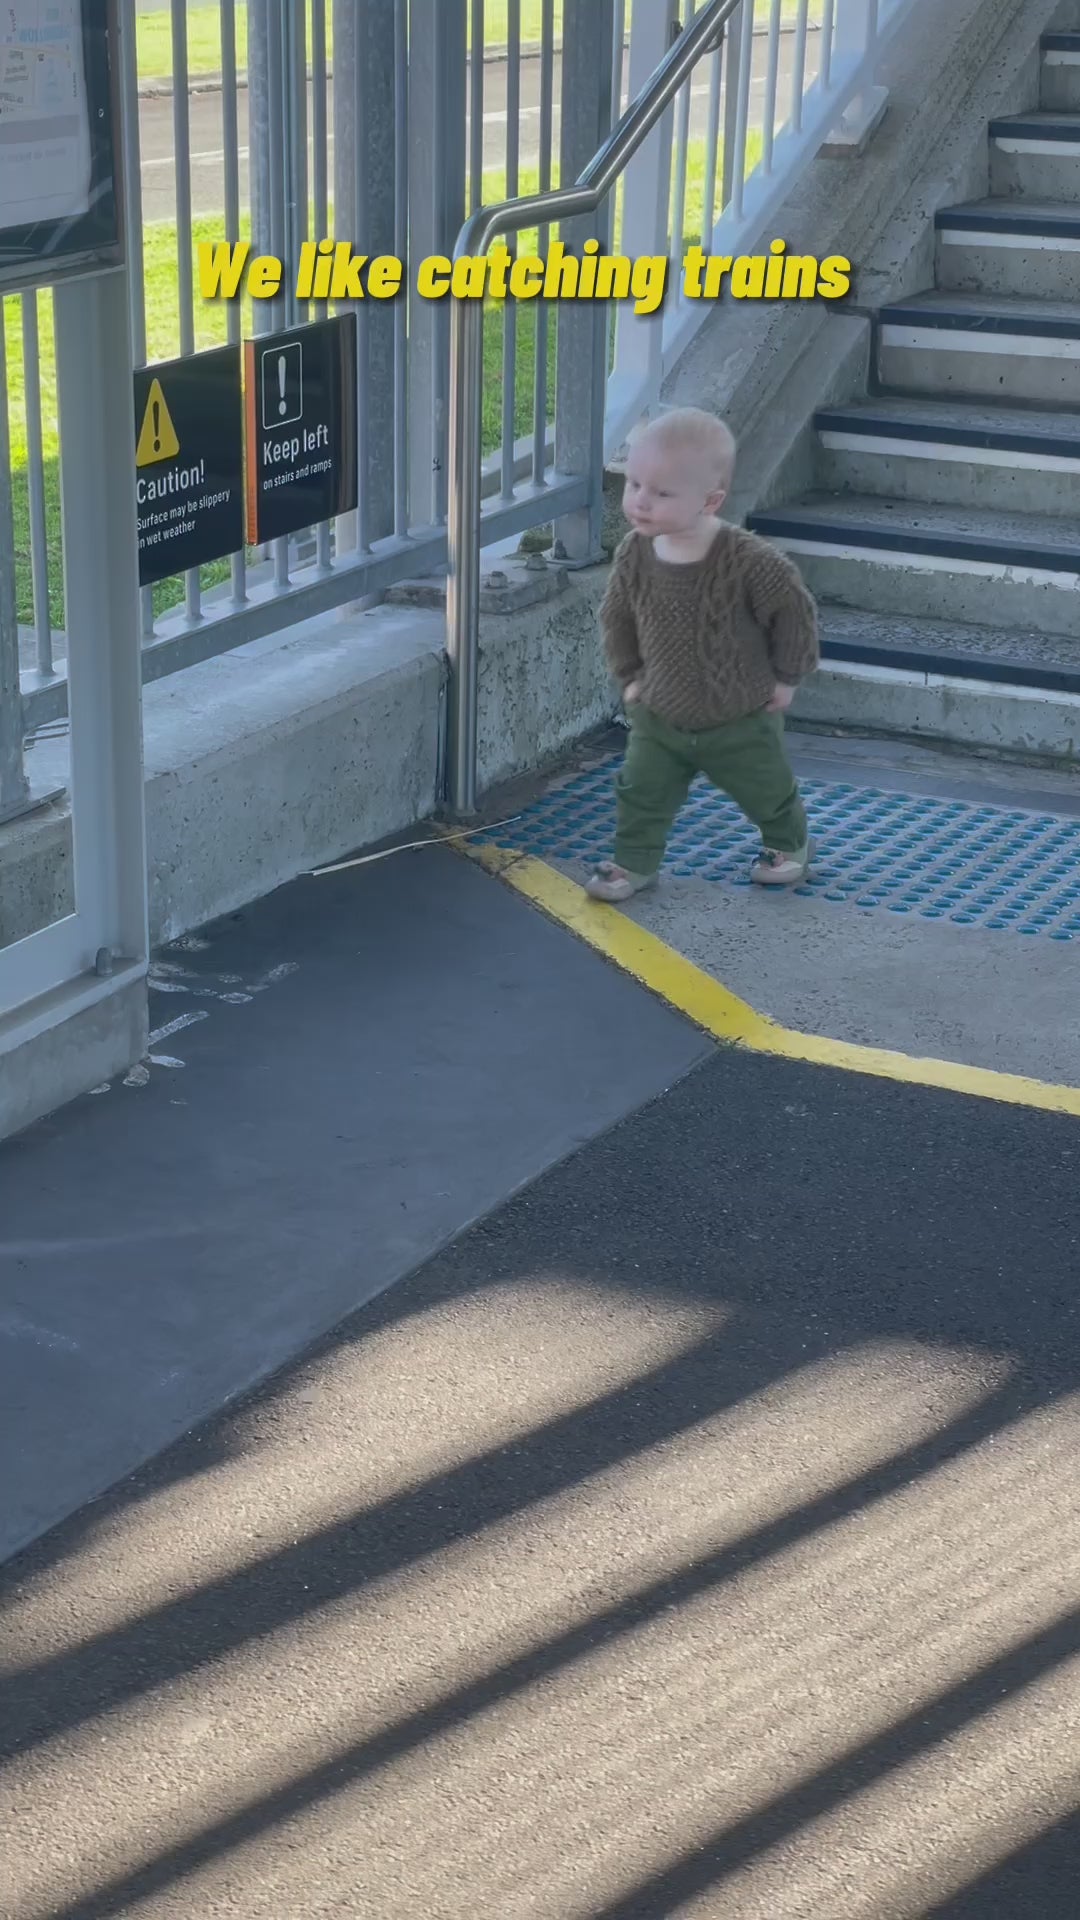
[3,1036,1079,1916]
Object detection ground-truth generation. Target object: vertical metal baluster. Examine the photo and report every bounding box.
[791,0,810,132]
[470,0,485,214]
[220,0,247,604]
[531,0,555,488]
[821,0,836,87]
[731,0,756,219]
[311,0,329,304]
[287,1,313,568]
[119,0,154,637]
[500,0,521,503]
[311,0,331,569]
[394,0,410,539]
[353,7,371,558]
[611,0,626,117]
[266,1,290,586]
[21,296,54,677]
[432,3,467,530]
[0,314,30,821]
[171,0,201,621]
[700,17,724,246]
[762,0,782,170]
[670,0,696,259]
[285,0,308,320]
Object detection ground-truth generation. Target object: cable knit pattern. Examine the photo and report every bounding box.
[600,522,820,730]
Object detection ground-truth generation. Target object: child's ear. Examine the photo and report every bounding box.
[706,486,727,514]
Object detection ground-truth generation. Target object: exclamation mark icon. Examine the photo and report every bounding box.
[278,355,287,416]
[153,399,161,452]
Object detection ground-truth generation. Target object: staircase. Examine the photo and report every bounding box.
[747,28,1080,700]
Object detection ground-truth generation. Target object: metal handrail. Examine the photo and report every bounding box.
[445,0,740,816]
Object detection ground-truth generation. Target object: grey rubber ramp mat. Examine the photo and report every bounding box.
[0,843,710,1565]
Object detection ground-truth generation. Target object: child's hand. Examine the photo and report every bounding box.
[623,678,643,705]
[765,682,795,713]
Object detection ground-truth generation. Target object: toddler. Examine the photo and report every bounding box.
[586,406,819,902]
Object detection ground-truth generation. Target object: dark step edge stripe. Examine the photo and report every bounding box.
[877,303,1080,339]
[813,408,1080,459]
[819,634,1080,697]
[935,207,1080,237]
[1042,32,1080,48]
[988,118,1080,141]
[747,513,1080,572]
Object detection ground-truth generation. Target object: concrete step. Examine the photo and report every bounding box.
[813,396,1080,515]
[1041,31,1080,112]
[744,494,1080,637]
[935,198,1080,300]
[989,111,1080,201]
[875,290,1080,405]
[816,605,1080,695]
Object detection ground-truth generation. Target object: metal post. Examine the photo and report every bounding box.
[446,293,486,816]
[553,0,616,567]
[54,267,148,967]
[828,0,888,149]
[0,316,31,823]
[606,0,679,454]
[721,0,745,209]
[248,0,273,276]
[334,0,398,551]
[408,0,467,530]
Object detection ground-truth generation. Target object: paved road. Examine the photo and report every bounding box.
[137,40,809,223]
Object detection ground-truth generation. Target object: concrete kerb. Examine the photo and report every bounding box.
[461,841,1080,1118]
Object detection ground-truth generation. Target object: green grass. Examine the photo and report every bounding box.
[4,131,762,625]
[135,1,821,84]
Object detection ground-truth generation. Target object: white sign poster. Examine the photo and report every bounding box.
[0,2,93,231]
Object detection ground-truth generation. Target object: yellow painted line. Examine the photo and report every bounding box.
[464,841,1080,1119]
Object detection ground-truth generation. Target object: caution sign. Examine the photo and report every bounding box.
[244,314,357,545]
[133,346,245,587]
[136,380,181,464]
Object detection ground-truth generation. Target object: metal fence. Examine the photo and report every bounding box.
[2,0,918,825]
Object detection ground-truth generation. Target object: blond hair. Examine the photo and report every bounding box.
[628,406,737,492]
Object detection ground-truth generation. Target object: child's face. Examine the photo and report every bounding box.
[622,439,727,539]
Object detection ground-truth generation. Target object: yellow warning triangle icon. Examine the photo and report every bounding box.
[135,378,180,467]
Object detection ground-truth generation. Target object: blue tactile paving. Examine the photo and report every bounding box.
[478,757,1080,942]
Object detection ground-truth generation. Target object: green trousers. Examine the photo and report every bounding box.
[614,701,808,877]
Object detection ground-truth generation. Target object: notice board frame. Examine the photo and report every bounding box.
[0,0,124,297]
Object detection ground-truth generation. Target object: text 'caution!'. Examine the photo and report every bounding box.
[244,314,357,546]
[133,347,245,588]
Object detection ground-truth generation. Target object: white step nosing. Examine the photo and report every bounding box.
[766,536,1080,589]
[879,322,1080,358]
[937,227,1080,251]
[1043,49,1080,66]
[815,658,1080,709]
[992,135,1080,156]
[818,430,1080,474]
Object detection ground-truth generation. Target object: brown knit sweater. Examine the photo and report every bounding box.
[600,522,820,730]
